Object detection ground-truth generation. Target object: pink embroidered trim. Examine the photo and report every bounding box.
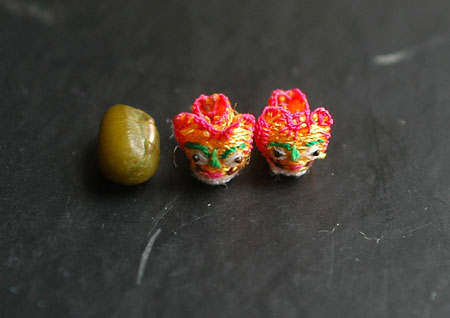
[255,88,334,154]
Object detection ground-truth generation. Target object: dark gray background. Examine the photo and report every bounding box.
[1,0,450,317]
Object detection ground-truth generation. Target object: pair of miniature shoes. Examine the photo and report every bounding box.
[173,89,333,185]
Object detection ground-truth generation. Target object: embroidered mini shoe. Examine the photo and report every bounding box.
[255,88,333,177]
[173,94,255,185]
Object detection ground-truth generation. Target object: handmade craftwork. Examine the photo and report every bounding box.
[173,94,255,185]
[255,89,333,177]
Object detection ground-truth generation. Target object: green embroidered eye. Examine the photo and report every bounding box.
[305,139,325,147]
[221,143,246,159]
[185,142,247,169]
[267,142,291,149]
[185,142,210,157]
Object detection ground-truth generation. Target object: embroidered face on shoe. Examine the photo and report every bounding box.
[255,89,333,177]
[173,94,255,185]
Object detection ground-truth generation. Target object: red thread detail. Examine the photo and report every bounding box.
[173,94,255,149]
[255,88,334,159]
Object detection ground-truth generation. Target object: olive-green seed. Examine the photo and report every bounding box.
[97,104,160,185]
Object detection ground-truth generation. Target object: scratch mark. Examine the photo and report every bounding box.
[318,227,336,233]
[432,195,448,205]
[373,36,450,66]
[359,231,383,244]
[430,291,437,301]
[147,192,181,236]
[319,224,339,234]
[403,223,432,235]
[327,230,335,289]
[172,145,180,168]
[373,50,413,66]
[65,196,71,218]
[1,0,54,25]
[318,225,337,288]
[176,212,215,230]
[424,290,438,318]
[65,195,73,229]
[166,118,174,139]
[9,286,18,294]
[136,228,161,285]
[383,260,388,315]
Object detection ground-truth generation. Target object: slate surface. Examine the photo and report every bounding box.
[1,0,450,317]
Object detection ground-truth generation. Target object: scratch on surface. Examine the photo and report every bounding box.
[430,291,437,301]
[166,118,174,139]
[327,230,335,289]
[147,192,181,236]
[1,0,54,25]
[373,50,413,66]
[383,260,388,315]
[318,225,337,288]
[318,227,336,234]
[432,194,448,205]
[9,286,18,294]
[65,196,71,218]
[319,223,339,234]
[403,223,432,235]
[423,290,438,318]
[176,212,215,230]
[373,35,450,66]
[172,145,180,168]
[359,231,383,244]
[136,228,162,285]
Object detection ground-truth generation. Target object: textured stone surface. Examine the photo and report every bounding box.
[1,0,450,317]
